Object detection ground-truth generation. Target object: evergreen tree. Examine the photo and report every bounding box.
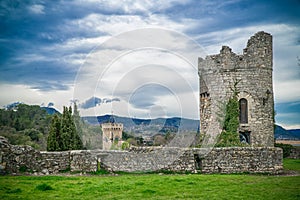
[60,106,70,150]
[47,114,61,151]
[47,105,83,151]
[73,102,83,137]
[72,104,83,150]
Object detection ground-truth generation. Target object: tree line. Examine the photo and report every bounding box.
[0,103,86,151]
[0,104,51,149]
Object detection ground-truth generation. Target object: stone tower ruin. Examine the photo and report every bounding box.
[198,31,274,147]
[101,116,123,150]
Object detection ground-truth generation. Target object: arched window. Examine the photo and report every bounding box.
[239,98,248,124]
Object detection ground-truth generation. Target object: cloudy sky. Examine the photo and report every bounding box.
[0,0,300,129]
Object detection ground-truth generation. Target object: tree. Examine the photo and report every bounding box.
[47,106,83,151]
[72,104,84,150]
[73,102,83,137]
[47,114,61,151]
[60,107,71,150]
[61,106,83,150]
[24,128,41,141]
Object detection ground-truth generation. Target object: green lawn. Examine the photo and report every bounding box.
[283,158,300,173]
[0,159,299,200]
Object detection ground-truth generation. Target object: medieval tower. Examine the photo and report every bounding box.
[101,116,123,150]
[198,31,274,147]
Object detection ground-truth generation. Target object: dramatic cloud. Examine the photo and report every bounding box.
[80,96,120,109]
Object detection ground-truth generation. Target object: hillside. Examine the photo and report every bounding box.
[275,125,300,140]
[83,115,199,135]
[0,104,52,150]
[1,103,299,150]
[84,115,300,140]
[0,103,102,150]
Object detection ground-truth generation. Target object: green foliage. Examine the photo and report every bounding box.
[23,128,42,141]
[35,183,53,191]
[127,138,138,146]
[90,169,110,175]
[121,141,130,150]
[19,165,28,173]
[122,131,134,140]
[47,114,61,151]
[5,188,22,194]
[216,96,241,147]
[0,104,51,150]
[59,167,71,173]
[0,103,99,150]
[275,143,293,158]
[223,96,239,133]
[47,105,83,151]
[216,131,241,147]
[216,80,242,147]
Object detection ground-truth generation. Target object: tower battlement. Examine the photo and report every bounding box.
[101,122,123,150]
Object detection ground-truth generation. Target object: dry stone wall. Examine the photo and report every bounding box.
[288,147,300,159]
[0,136,283,175]
[195,147,282,174]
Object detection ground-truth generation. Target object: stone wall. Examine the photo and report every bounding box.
[0,137,283,175]
[288,147,300,159]
[196,147,282,174]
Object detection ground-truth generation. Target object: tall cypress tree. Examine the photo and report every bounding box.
[60,106,70,150]
[73,103,83,137]
[72,103,83,149]
[47,114,61,151]
[47,105,83,151]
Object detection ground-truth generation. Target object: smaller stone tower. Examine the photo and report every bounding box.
[101,116,123,150]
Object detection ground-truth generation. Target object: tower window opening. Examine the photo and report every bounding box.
[239,98,248,124]
[239,131,250,144]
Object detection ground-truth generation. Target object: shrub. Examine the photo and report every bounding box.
[19,165,27,173]
[121,141,130,150]
[35,183,53,191]
[6,188,22,194]
[275,143,293,158]
[90,169,110,175]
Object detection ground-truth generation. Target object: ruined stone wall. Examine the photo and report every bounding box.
[0,137,282,175]
[196,147,282,174]
[288,147,300,159]
[0,137,70,175]
[198,31,274,147]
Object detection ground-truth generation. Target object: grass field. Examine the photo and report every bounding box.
[0,159,299,200]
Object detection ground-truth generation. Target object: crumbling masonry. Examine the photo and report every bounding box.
[199,31,274,147]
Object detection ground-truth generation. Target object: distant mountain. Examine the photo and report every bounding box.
[4,102,60,115]
[275,125,300,140]
[82,115,199,134]
[83,115,300,140]
[41,107,60,115]
[288,129,300,138]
